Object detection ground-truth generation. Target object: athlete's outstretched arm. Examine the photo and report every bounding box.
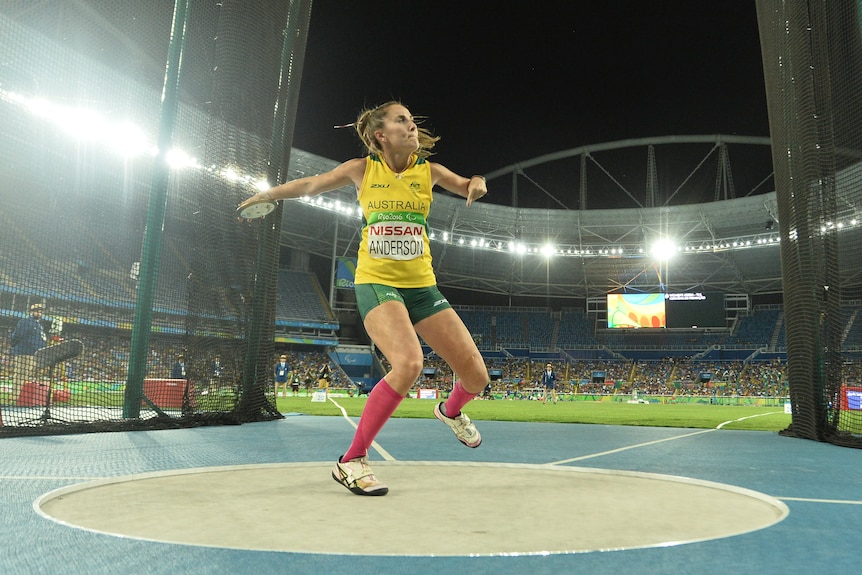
[430,163,487,207]
[238,158,366,211]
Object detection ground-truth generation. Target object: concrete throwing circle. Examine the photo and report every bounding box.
[36,461,788,556]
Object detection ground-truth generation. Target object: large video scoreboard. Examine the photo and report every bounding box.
[607,292,726,329]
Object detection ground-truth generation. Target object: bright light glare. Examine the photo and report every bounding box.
[651,238,677,260]
[220,167,241,182]
[166,148,199,169]
[23,98,154,158]
[3,91,837,254]
[112,122,154,157]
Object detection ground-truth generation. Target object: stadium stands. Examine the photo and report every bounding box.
[455,308,493,349]
[0,197,335,332]
[556,308,601,349]
[841,305,862,350]
[724,306,781,349]
[494,308,529,348]
[276,270,335,323]
[3,194,862,405]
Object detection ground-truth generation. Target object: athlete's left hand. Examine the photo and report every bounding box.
[466,176,487,207]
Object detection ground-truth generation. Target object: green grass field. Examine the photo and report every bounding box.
[275,396,792,432]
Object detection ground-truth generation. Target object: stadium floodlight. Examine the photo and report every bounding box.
[651,238,677,260]
[333,201,354,216]
[540,243,555,257]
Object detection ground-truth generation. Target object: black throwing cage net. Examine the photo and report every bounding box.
[0,1,310,436]
[756,0,862,447]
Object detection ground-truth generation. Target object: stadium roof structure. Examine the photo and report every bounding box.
[280,135,797,302]
[5,3,862,307]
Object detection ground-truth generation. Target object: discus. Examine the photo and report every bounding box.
[237,197,276,219]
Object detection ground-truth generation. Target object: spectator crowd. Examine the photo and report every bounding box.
[0,330,826,401]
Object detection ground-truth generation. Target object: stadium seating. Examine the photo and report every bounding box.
[556,308,600,349]
[455,308,493,349]
[495,309,529,348]
[724,306,781,348]
[276,270,334,323]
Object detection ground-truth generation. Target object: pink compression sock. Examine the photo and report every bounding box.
[442,380,479,418]
[342,378,403,462]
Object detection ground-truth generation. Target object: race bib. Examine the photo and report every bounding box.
[366,211,426,261]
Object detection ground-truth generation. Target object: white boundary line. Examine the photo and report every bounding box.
[31,461,792,556]
[716,411,784,429]
[328,397,396,461]
[776,496,862,505]
[550,429,716,464]
[551,411,785,465]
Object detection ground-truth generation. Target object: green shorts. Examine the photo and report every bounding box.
[355,284,452,324]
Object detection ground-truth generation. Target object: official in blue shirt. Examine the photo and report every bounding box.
[541,363,558,404]
[11,303,48,396]
[170,354,187,379]
[274,355,291,397]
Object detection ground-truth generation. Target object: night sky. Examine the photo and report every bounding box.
[291,1,770,208]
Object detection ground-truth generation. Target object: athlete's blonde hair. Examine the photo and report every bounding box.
[354,101,440,159]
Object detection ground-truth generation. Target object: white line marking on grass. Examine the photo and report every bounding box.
[328,397,396,461]
[716,411,784,429]
[551,411,786,465]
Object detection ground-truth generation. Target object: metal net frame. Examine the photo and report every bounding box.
[0,1,310,436]
[757,0,862,446]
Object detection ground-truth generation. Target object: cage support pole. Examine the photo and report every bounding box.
[123,0,190,418]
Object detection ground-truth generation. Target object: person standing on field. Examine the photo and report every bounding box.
[541,363,558,404]
[10,302,48,398]
[274,354,291,397]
